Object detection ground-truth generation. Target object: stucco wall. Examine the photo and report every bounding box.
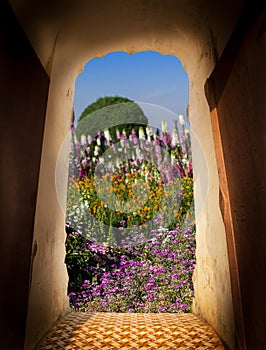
[23,47,73,350]
[188,62,235,347]
[7,1,250,349]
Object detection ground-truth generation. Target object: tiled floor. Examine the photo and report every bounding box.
[38,312,225,349]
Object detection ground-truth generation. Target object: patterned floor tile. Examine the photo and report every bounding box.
[38,312,225,349]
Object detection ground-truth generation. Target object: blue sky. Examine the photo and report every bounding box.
[73,51,189,130]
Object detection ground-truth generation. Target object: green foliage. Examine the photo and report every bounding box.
[65,232,91,293]
[78,96,134,122]
[75,96,148,140]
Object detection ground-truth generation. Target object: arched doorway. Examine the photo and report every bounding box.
[26,32,234,350]
[64,51,197,314]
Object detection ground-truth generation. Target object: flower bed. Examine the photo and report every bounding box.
[65,117,195,313]
[67,219,195,313]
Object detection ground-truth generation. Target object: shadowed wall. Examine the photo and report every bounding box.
[0,2,49,349]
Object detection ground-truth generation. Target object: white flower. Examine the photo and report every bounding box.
[146,125,153,142]
[97,137,101,146]
[171,126,179,146]
[104,128,111,142]
[146,125,152,135]
[171,152,176,165]
[182,155,189,165]
[94,146,100,156]
[138,127,145,140]
[161,120,168,133]
[81,134,87,145]
[179,113,185,126]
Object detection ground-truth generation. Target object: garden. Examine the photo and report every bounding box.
[65,108,195,313]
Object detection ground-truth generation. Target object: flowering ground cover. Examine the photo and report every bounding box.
[67,218,195,313]
[65,114,195,313]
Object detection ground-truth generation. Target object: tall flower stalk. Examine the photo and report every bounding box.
[67,118,193,237]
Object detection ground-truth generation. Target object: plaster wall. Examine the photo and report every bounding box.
[7,1,248,349]
[188,64,235,346]
[23,49,73,350]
